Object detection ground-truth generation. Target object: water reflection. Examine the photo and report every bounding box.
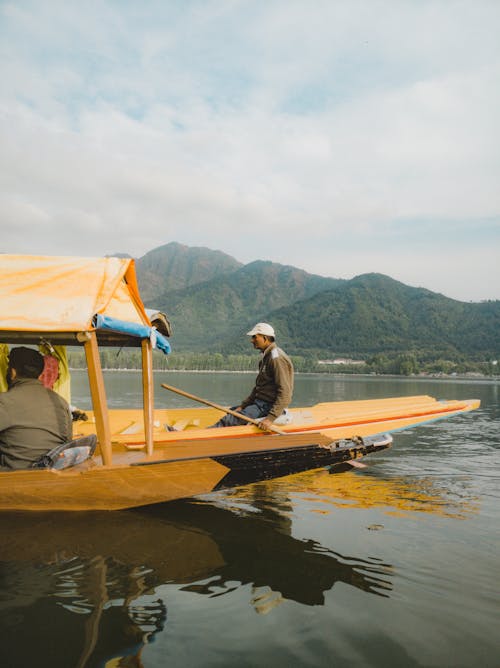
[0,496,392,667]
[0,460,480,667]
[166,495,393,607]
[235,467,481,519]
[43,374,497,667]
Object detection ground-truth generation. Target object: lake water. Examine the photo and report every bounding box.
[1,372,499,667]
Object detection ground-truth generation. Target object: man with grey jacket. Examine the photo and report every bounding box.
[0,347,72,469]
[211,322,294,430]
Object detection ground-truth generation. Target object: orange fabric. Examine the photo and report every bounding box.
[0,255,150,332]
[38,343,72,403]
[40,355,59,389]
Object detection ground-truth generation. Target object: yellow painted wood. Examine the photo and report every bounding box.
[74,395,479,447]
[83,332,113,465]
[141,338,154,456]
[0,395,480,511]
[0,458,231,511]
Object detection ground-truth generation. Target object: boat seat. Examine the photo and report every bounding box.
[119,422,143,435]
[165,418,201,431]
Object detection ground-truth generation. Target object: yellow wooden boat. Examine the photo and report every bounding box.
[0,254,480,511]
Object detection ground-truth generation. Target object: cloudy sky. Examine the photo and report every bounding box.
[1,1,499,302]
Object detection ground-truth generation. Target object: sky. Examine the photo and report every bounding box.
[1,0,499,302]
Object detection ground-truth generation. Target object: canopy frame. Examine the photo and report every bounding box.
[0,254,170,465]
[1,330,157,465]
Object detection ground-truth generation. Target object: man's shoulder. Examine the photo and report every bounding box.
[45,385,70,408]
[10,379,69,405]
[269,346,291,363]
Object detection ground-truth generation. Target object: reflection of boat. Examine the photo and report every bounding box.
[0,497,393,665]
[225,467,480,520]
[0,499,392,603]
[0,545,167,668]
[0,255,480,511]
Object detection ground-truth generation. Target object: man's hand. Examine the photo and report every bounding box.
[258,417,274,431]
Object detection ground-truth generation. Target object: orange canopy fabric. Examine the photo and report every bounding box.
[0,255,150,332]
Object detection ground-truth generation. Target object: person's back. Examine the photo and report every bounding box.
[0,347,72,470]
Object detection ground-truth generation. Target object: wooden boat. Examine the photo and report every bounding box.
[0,254,480,511]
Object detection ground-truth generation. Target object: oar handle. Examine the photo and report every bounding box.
[160,383,285,434]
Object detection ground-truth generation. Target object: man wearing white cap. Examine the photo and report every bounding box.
[210,322,294,430]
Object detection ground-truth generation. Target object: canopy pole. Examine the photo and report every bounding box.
[141,338,155,456]
[82,331,113,466]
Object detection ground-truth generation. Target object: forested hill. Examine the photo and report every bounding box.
[149,259,343,350]
[132,243,499,361]
[135,242,242,302]
[264,274,500,359]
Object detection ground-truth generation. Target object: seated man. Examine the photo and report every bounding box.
[0,347,73,470]
[210,322,294,431]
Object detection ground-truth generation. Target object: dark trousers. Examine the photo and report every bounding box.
[210,399,273,428]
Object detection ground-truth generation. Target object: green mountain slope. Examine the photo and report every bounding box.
[135,242,242,302]
[266,274,500,359]
[128,243,498,362]
[153,260,344,350]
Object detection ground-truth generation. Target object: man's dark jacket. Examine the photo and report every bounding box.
[0,378,72,469]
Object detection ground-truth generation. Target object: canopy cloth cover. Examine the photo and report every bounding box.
[0,254,157,339]
[0,254,166,461]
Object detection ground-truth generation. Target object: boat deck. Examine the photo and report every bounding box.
[72,394,479,466]
[0,395,480,511]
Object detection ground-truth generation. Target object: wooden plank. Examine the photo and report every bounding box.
[141,338,154,456]
[83,331,112,465]
[73,397,480,447]
[0,458,231,511]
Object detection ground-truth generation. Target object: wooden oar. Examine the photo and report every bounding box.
[161,382,286,434]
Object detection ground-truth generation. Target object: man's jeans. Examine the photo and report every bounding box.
[210,399,273,428]
[52,445,92,469]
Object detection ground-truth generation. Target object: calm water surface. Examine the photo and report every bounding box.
[1,372,498,667]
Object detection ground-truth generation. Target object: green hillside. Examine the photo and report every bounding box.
[135,242,242,303]
[151,260,343,350]
[131,243,499,364]
[266,274,500,359]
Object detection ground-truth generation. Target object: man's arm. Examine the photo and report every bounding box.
[63,404,73,442]
[266,354,294,420]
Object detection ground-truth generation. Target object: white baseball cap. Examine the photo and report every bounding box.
[246,322,275,337]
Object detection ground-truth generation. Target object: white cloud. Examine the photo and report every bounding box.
[0,0,498,300]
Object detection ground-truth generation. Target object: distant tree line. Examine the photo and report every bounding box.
[66,349,498,377]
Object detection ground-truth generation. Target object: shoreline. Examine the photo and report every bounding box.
[69,367,500,383]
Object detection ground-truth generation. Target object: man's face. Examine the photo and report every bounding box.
[250,334,270,351]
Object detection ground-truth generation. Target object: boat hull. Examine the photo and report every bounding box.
[0,434,391,511]
[0,395,480,511]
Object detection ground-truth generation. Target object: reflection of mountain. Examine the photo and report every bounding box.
[0,497,392,665]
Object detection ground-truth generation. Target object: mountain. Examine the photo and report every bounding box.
[135,242,242,303]
[131,243,499,361]
[151,260,344,350]
[266,274,500,359]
